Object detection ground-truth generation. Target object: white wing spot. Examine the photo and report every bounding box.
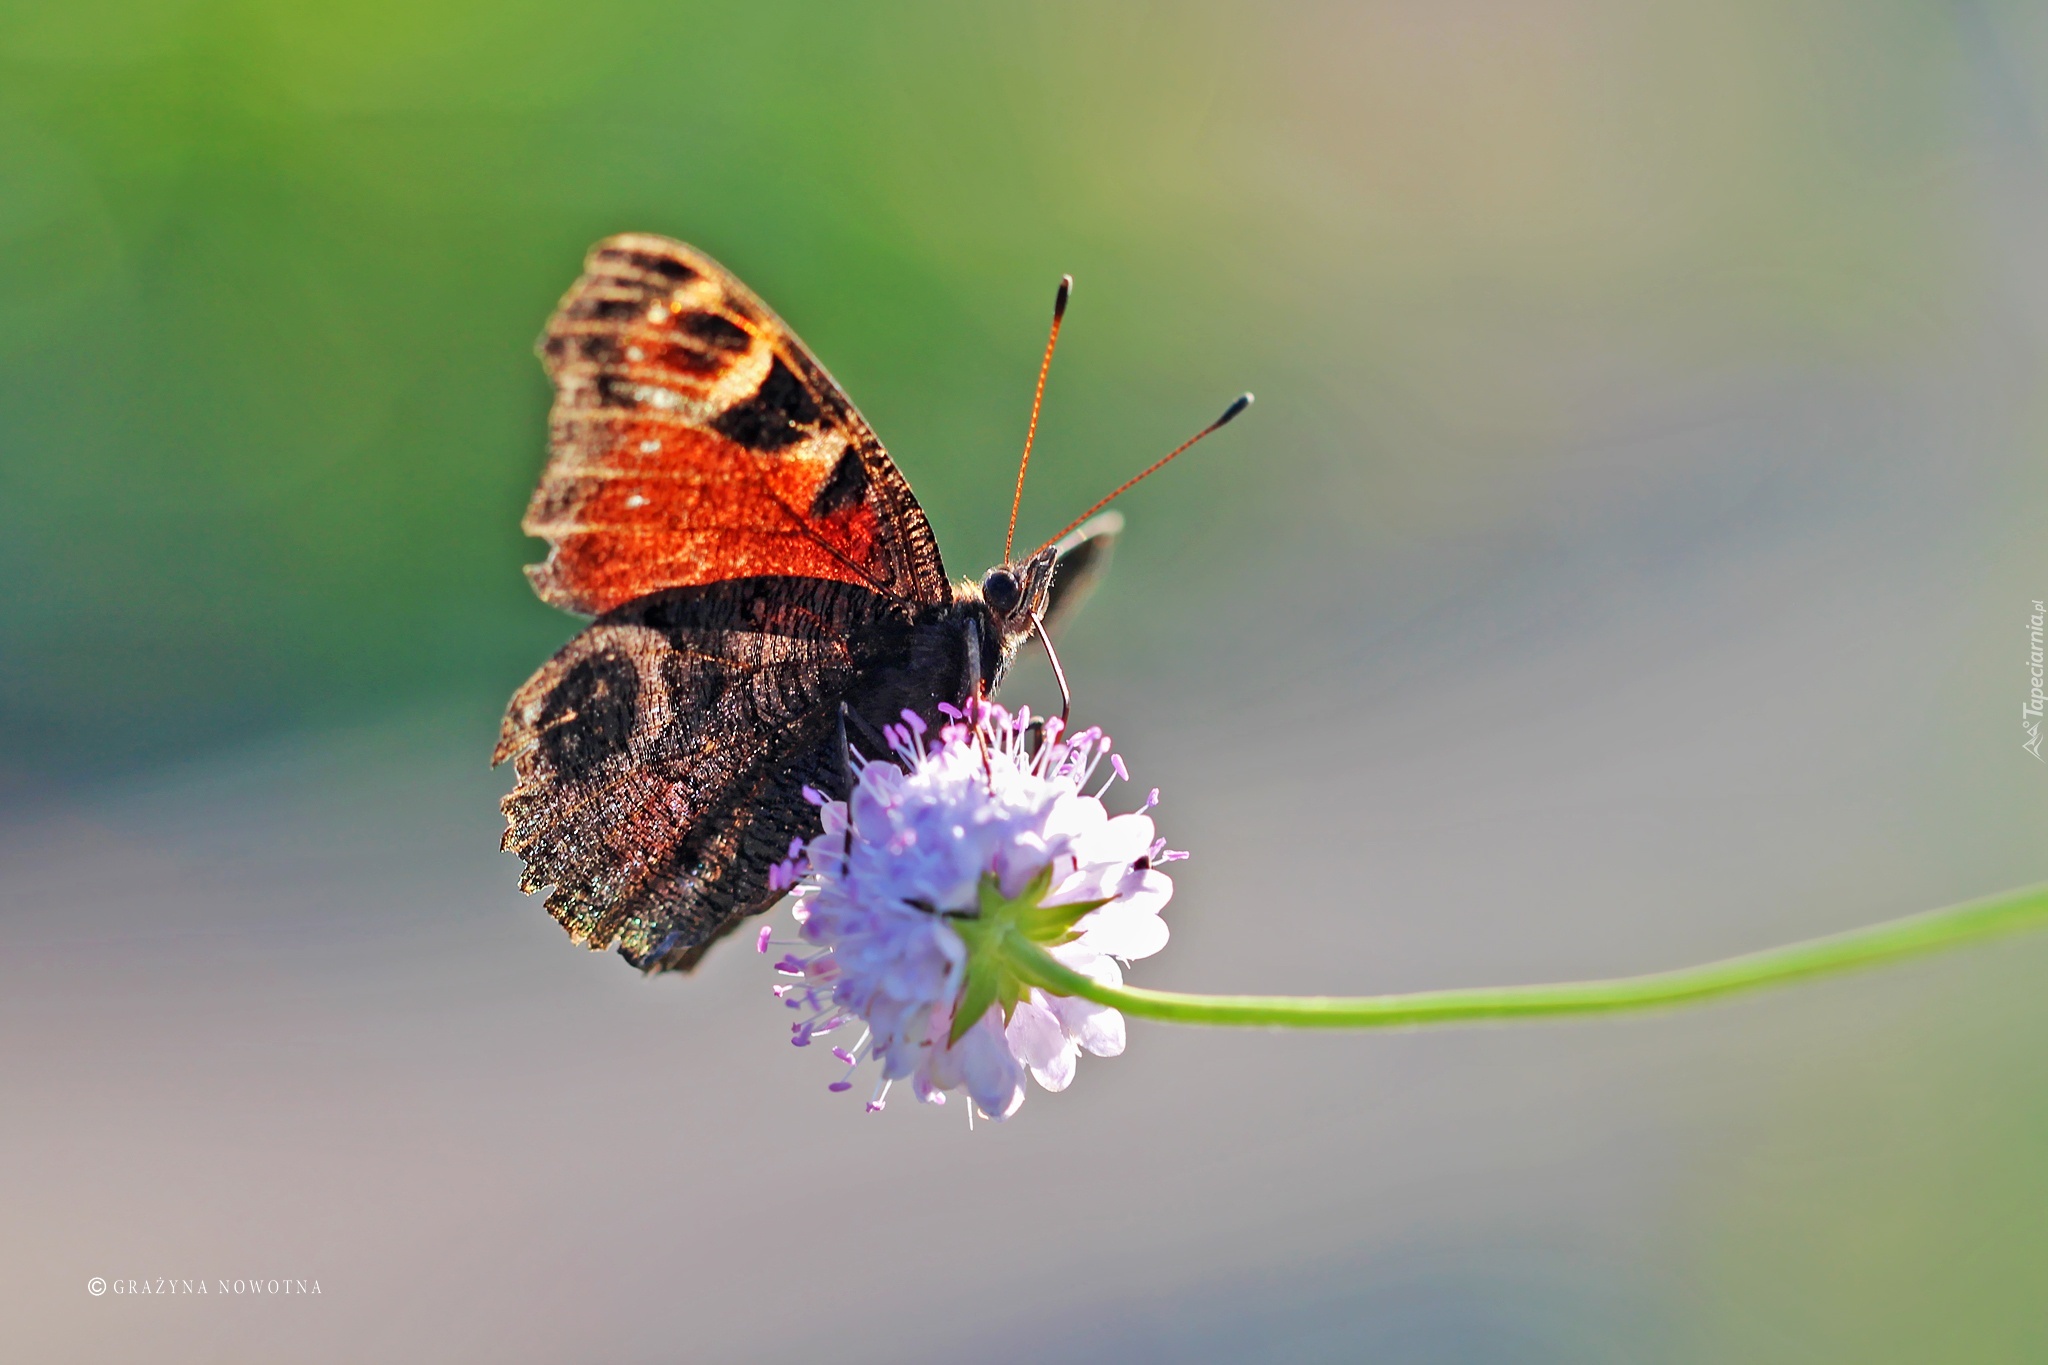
[645,305,666,323]
[630,384,683,410]
[626,346,644,362]
[639,439,661,453]
[624,494,649,509]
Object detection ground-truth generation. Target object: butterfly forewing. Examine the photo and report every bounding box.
[1042,510,1122,636]
[525,234,950,615]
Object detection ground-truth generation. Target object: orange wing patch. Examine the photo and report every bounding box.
[524,234,949,616]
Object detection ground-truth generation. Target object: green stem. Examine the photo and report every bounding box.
[1005,881,2048,1029]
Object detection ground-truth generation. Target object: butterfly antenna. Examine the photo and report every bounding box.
[1037,393,1253,554]
[1005,274,1073,562]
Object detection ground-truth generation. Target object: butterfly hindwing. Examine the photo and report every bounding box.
[525,234,951,616]
[495,577,983,972]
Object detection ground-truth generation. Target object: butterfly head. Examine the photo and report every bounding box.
[977,545,1059,639]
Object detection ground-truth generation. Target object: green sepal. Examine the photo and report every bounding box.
[1017,894,1112,944]
[948,955,1003,1045]
[945,868,1110,1044]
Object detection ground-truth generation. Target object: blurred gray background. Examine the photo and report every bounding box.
[5,1,2048,1360]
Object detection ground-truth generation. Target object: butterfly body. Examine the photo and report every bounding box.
[496,236,1091,972]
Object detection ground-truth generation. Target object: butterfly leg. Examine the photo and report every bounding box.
[836,700,891,770]
[962,618,984,704]
[833,701,857,798]
[834,702,859,877]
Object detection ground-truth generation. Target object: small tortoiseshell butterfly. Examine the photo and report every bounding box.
[494,235,1245,971]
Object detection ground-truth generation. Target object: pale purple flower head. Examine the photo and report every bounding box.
[762,700,1180,1120]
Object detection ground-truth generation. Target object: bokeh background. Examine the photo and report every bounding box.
[6,1,2048,1360]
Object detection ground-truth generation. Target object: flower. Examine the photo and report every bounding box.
[760,700,1182,1120]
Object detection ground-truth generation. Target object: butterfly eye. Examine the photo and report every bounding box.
[981,568,1022,617]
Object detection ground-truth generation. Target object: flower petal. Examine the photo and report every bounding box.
[1008,996,1078,1090]
[1073,812,1154,868]
[1114,867,1174,916]
[1041,791,1108,844]
[955,1010,1026,1120]
[1043,950,1130,1056]
[1004,997,1067,1072]
[1053,996,1126,1057]
[1074,903,1170,959]
[1031,1041,1078,1091]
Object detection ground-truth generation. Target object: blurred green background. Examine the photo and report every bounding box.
[6,2,2048,1361]
[6,0,1996,776]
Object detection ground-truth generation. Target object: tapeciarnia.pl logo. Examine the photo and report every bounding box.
[2026,600,2044,761]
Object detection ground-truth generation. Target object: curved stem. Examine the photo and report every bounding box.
[1006,882,2048,1029]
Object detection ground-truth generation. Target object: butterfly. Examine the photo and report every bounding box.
[493,234,1245,972]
